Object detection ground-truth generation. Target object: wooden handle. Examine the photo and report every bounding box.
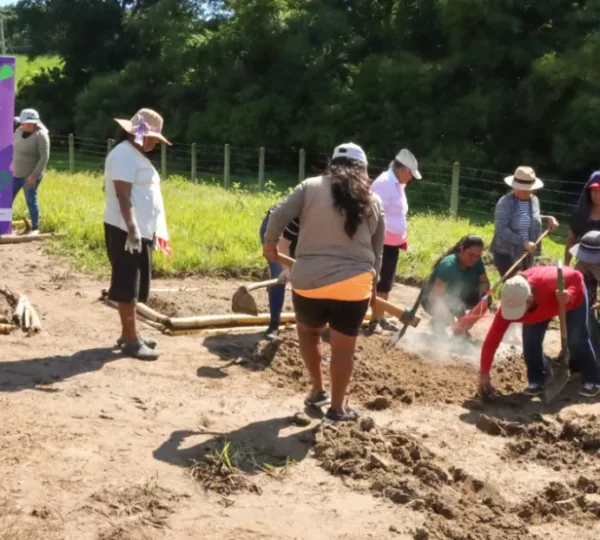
[557,260,568,344]
[375,298,421,327]
[273,253,419,326]
[245,278,281,292]
[490,229,551,293]
[276,253,295,267]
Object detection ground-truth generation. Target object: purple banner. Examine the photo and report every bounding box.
[0,56,15,235]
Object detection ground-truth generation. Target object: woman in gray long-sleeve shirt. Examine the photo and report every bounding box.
[263,142,385,424]
[12,108,50,234]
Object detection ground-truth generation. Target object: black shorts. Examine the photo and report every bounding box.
[377,245,400,293]
[104,223,153,304]
[292,291,369,337]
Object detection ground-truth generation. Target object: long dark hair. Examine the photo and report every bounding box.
[329,157,372,237]
[432,235,484,269]
[573,171,600,221]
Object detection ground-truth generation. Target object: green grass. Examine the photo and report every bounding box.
[11,170,566,283]
[15,54,62,87]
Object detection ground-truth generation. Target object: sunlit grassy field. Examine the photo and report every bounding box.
[15,54,62,87]
[10,170,566,283]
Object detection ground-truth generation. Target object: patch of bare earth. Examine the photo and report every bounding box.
[311,419,600,540]
[1,242,599,540]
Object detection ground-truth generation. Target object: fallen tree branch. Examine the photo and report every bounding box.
[99,289,169,325]
[0,232,62,244]
[166,312,297,331]
[101,297,168,333]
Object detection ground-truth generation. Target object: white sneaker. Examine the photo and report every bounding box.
[28,229,40,236]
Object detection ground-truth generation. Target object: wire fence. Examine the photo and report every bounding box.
[50,134,585,240]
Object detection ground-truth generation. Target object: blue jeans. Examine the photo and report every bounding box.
[12,175,43,229]
[259,214,285,329]
[522,291,600,386]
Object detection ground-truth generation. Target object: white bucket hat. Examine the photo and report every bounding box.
[332,142,368,166]
[15,108,48,132]
[114,108,171,146]
[501,275,531,321]
[395,148,422,180]
[504,166,544,191]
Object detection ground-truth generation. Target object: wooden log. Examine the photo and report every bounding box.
[99,289,168,324]
[0,323,17,335]
[101,297,168,333]
[167,308,375,331]
[0,233,61,244]
[167,312,297,330]
[167,314,376,338]
[136,303,169,324]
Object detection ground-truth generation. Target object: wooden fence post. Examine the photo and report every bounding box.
[450,161,460,218]
[224,144,231,189]
[161,142,167,179]
[107,138,114,155]
[191,143,197,182]
[68,134,75,173]
[298,149,306,184]
[258,147,265,191]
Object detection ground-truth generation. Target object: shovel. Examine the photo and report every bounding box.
[386,283,427,351]
[544,260,571,402]
[274,254,421,338]
[232,277,285,316]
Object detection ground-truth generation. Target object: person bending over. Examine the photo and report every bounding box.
[479,267,600,398]
[421,235,490,337]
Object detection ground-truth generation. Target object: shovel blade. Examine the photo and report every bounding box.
[544,360,570,403]
[231,286,259,316]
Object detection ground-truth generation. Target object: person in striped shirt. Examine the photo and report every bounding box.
[490,166,559,344]
[259,209,300,340]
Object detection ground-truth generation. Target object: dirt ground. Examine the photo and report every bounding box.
[1,243,599,540]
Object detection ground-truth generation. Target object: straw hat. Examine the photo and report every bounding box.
[114,108,171,146]
[504,166,544,191]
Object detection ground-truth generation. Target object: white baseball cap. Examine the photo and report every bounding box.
[500,276,531,321]
[332,142,368,166]
[395,148,421,180]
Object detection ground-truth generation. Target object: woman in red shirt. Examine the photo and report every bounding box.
[479,265,600,397]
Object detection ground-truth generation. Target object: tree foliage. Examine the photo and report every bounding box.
[12,0,600,179]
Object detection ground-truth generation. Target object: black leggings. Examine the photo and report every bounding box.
[377,245,400,293]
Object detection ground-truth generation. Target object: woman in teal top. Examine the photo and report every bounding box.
[421,235,490,336]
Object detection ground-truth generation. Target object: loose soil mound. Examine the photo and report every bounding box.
[210,329,528,409]
[311,419,600,539]
[475,413,600,471]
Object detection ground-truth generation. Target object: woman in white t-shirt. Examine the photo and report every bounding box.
[103,108,171,361]
[369,148,421,334]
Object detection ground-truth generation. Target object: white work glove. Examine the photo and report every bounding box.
[124,223,142,254]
